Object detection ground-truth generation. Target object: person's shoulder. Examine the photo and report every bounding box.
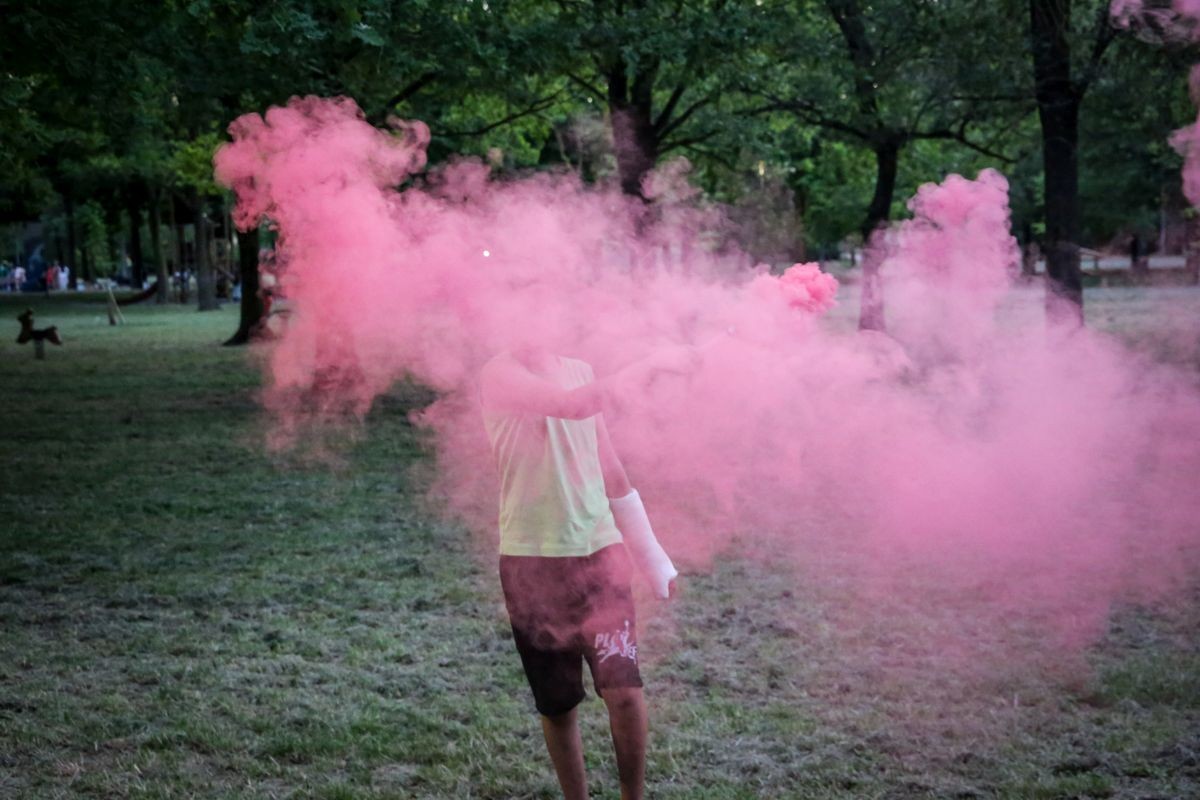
[559,356,595,381]
[481,351,514,380]
[480,351,519,395]
[558,354,592,369]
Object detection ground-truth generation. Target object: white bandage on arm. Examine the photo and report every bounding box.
[609,489,677,599]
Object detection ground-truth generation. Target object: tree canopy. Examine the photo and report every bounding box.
[1,0,1194,330]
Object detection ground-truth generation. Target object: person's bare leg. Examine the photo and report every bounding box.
[602,687,647,800]
[540,706,589,800]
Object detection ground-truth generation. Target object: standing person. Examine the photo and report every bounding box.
[44,263,59,294]
[480,346,684,800]
[12,264,26,292]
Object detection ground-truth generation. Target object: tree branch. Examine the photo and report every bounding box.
[1077,2,1119,96]
[567,72,606,100]
[437,92,562,138]
[741,97,873,142]
[824,0,881,121]
[369,71,438,125]
[654,80,690,134]
[677,142,738,171]
[657,91,717,140]
[660,129,719,153]
[911,123,1016,163]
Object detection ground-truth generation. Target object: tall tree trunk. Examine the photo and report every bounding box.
[170,195,187,303]
[1031,0,1084,325]
[126,190,145,287]
[858,139,899,332]
[104,200,122,284]
[607,62,658,198]
[150,187,169,303]
[224,227,263,345]
[195,200,219,311]
[65,195,78,289]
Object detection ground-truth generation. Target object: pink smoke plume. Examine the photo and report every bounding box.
[215,96,1200,675]
[754,262,839,314]
[1112,0,1200,35]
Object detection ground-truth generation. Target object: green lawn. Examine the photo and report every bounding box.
[1,291,1198,799]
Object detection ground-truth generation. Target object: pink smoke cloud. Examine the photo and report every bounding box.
[215,96,1200,677]
[756,262,839,314]
[1111,0,1200,36]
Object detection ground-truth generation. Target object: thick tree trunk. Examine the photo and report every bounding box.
[150,187,169,303]
[195,201,219,311]
[224,227,263,346]
[1031,0,1084,326]
[607,63,658,198]
[126,192,145,287]
[858,139,899,332]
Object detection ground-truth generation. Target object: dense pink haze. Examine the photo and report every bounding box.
[215,96,1200,668]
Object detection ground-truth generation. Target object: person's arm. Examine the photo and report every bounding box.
[597,415,678,599]
[595,414,632,499]
[481,346,699,421]
[481,356,609,420]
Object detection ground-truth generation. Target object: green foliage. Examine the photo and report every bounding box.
[0,0,1194,260]
[170,134,224,197]
[1077,37,1193,242]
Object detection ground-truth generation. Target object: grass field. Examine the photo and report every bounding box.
[2,290,1199,799]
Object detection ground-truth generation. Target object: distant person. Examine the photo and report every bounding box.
[44,263,59,294]
[59,264,70,290]
[0,262,8,292]
[1129,233,1149,275]
[480,345,687,800]
[12,264,26,292]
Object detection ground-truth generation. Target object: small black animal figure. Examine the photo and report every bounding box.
[17,309,62,359]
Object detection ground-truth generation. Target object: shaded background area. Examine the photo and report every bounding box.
[2,0,1198,338]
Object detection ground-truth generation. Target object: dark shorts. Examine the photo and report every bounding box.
[499,543,643,717]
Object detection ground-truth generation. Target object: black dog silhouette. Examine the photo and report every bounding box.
[17,309,62,346]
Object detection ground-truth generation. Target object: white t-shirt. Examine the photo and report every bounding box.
[480,354,621,557]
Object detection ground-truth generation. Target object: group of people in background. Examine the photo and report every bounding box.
[43,262,70,292]
[0,261,71,293]
[0,262,24,292]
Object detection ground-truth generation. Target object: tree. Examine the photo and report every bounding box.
[1028,0,1118,324]
[747,0,1025,330]
[536,1,774,198]
[176,0,554,341]
[1,0,180,293]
